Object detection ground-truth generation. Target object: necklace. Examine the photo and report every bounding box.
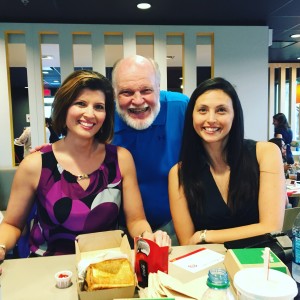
[77,174,89,181]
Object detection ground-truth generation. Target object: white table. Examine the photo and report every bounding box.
[0,244,226,300]
[286,180,300,207]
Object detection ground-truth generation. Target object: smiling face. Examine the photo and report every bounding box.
[192,89,234,146]
[66,88,106,139]
[114,57,160,130]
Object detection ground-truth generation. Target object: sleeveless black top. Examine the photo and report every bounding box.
[192,139,259,230]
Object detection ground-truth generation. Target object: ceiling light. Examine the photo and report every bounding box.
[42,71,49,74]
[290,34,300,39]
[137,3,151,9]
[42,55,54,60]
[297,57,300,60]
[21,0,29,6]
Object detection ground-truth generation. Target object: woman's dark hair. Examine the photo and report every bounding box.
[51,70,115,143]
[273,113,290,129]
[179,77,258,216]
[268,137,283,150]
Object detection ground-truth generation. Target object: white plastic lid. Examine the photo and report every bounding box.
[233,268,298,300]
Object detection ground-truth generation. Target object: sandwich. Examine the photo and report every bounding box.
[84,258,135,291]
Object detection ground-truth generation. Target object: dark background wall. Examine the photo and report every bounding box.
[10,67,29,138]
[11,87,29,138]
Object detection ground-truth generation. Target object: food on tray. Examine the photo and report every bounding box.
[84,258,135,291]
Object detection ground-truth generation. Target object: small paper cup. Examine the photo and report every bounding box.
[54,270,72,289]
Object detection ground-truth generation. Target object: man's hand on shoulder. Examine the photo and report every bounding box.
[29,143,50,154]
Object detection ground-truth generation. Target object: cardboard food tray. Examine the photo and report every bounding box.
[75,230,136,300]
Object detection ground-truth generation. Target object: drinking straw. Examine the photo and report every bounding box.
[263,247,270,280]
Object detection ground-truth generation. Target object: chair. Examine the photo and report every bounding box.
[282,207,300,232]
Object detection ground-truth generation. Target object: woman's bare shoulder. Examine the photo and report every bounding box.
[256,140,279,152]
[17,151,42,177]
[116,146,133,159]
[169,163,180,176]
[256,141,282,167]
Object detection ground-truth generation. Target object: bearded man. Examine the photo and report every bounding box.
[112,55,189,245]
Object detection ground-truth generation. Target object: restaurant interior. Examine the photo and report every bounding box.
[1,1,300,299]
[0,0,300,165]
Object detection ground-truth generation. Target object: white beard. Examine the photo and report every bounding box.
[116,101,161,130]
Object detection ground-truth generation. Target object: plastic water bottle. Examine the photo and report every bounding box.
[201,268,234,300]
[292,211,300,282]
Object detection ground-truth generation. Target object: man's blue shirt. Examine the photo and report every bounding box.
[113,90,189,229]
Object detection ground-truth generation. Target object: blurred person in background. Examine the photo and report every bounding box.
[269,137,291,207]
[273,113,294,165]
[45,117,60,143]
[268,137,292,176]
[14,126,32,158]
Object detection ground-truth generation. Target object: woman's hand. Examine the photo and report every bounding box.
[143,230,172,248]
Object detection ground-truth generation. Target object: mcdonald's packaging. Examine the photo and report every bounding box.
[134,237,169,288]
[75,230,136,300]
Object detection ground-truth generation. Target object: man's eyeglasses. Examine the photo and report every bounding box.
[282,144,287,150]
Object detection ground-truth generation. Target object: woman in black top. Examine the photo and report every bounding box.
[169,78,286,245]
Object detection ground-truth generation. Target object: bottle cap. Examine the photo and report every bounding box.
[206,268,230,289]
